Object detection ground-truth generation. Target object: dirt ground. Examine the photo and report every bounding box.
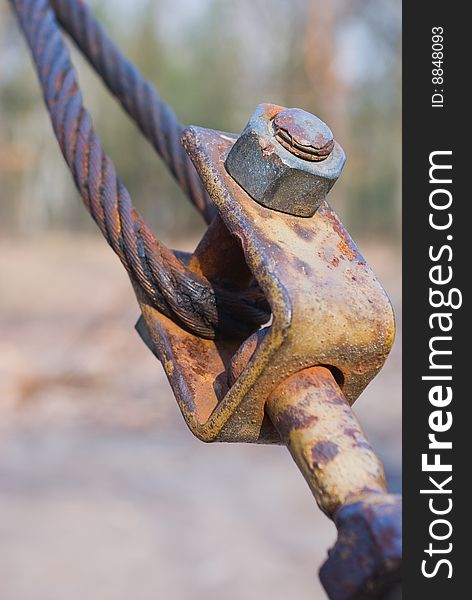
[0,234,401,600]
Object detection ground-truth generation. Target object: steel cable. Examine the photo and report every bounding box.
[49,0,217,225]
[10,0,270,339]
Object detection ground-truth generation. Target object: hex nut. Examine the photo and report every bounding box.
[225,103,346,217]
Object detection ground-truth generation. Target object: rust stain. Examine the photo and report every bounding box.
[139,123,395,448]
[277,405,318,439]
[330,256,340,268]
[338,238,357,261]
[322,206,361,263]
[311,440,339,467]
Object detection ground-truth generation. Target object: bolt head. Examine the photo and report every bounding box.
[273,108,334,161]
[225,103,345,217]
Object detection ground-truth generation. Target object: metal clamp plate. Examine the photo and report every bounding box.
[136,126,394,443]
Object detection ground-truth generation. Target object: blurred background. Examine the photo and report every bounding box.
[0,1,401,599]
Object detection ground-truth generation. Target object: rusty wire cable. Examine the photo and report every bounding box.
[10,0,270,339]
[49,0,217,225]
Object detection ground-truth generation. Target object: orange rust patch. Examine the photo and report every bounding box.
[337,239,357,261]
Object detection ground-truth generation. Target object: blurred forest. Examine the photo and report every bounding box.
[0,0,401,240]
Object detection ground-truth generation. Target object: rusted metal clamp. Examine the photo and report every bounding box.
[136,103,401,599]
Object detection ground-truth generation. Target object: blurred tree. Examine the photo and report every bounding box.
[0,0,400,240]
